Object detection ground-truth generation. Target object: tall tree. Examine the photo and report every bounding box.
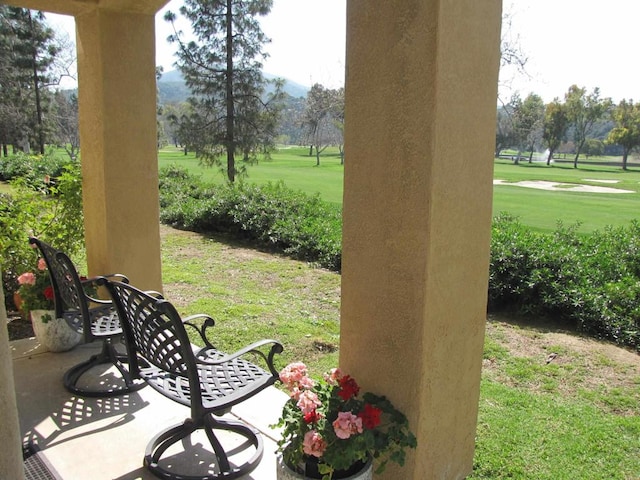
[564,85,612,168]
[51,91,79,160]
[302,84,343,166]
[519,93,545,162]
[165,0,283,182]
[495,101,517,158]
[542,99,569,165]
[606,99,640,170]
[0,7,59,155]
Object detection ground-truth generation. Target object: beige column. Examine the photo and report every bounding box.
[0,277,25,480]
[75,8,163,291]
[340,1,502,479]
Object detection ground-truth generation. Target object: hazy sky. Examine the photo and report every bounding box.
[47,0,639,102]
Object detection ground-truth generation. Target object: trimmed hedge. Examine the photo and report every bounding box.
[159,166,342,271]
[490,214,640,350]
[0,151,72,190]
[158,167,640,351]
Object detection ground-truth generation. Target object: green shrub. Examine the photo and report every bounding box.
[159,166,342,270]
[489,215,640,350]
[0,150,71,189]
[1,163,85,307]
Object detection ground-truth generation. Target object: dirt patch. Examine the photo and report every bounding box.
[485,313,640,402]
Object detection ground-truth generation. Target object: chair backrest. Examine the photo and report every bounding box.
[28,237,88,325]
[101,279,195,379]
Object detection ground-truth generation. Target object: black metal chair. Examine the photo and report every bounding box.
[100,278,284,480]
[29,237,146,397]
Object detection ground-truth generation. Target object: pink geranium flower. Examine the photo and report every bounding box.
[18,272,36,285]
[332,411,363,439]
[302,430,327,457]
[37,258,47,271]
[280,362,308,389]
[297,389,321,415]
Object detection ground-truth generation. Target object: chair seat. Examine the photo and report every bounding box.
[63,304,123,338]
[139,345,275,411]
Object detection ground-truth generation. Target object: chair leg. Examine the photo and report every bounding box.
[63,340,146,397]
[144,415,264,480]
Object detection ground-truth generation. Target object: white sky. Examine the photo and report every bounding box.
[47,0,639,102]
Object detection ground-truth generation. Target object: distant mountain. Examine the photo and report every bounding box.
[157,69,309,103]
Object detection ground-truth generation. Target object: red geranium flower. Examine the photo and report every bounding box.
[358,403,382,429]
[303,409,323,424]
[43,285,54,301]
[337,375,360,401]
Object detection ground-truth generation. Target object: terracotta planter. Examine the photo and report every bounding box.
[30,310,82,352]
[13,292,24,316]
[276,456,373,480]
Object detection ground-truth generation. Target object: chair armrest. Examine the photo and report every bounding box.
[82,273,129,286]
[195,339,284,377]
[183,315,217,348]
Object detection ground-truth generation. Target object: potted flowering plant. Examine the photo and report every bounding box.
[17,257,55,322]
[16,257,82,352]
[274,362,417,480]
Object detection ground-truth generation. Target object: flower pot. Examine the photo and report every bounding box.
[276,456,373,480]
[30,310,82,353]
[13,291,25,317]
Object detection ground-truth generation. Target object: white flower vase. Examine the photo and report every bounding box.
[30,310,82,353]
[276,456,373,480]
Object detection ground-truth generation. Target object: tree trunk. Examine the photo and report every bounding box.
[28,11,45,155]
[309,145,313,156]
[316,150,320,166]
[225,0,235,183]
[622,150,629,170]
[546,148,554,166]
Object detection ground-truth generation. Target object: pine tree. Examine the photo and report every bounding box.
[0,7,58,155]
[165,0,284,182]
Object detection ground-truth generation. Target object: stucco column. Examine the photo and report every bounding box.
[0,277,25,480]
[75,8,162,291]
[340,1,501,479]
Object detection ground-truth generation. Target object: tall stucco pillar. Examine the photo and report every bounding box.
[0,277,25,480]
[340,1,501,479]
[75,8,163,291]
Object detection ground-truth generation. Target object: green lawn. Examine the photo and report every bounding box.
[159,226,640,480]
[159,146,640,233]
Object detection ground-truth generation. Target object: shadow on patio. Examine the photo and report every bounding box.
[11,337,287,480]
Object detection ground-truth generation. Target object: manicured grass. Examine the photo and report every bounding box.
[159,147,640,233]
[492,160,640,232]
[158,146,345,205]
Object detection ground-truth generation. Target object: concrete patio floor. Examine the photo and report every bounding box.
[11,337,288,480]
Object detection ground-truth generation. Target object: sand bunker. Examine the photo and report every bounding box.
[493,179,634,194]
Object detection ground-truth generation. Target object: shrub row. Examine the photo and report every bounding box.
[0,151,72,190]
[159,167,640,351]
[490,214,640,350]
[159,166,342,271]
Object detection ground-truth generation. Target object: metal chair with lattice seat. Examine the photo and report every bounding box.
[100,278,284,480]
[29,237,147,397]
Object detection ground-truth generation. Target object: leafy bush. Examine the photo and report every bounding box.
[1,163,85,307]
[0,150,71,189]
[159,166,342,270]
[490,214,640,350]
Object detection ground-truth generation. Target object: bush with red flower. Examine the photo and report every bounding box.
[17,257,55,322]
[274,362,417,479]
